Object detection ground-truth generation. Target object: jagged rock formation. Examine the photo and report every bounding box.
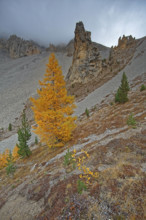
[0,35,41,58]
[66,22,102,84]
[109,35,136,69]
[66,22,137,100]
[118,35,135,49]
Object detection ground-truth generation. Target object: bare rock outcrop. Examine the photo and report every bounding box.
[66,22,102,84]
[0,35,41,58]
[66,22,137,100]
[118,35,136,49]
[101,35,137,79]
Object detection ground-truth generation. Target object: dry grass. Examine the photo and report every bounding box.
[0,86,146,219]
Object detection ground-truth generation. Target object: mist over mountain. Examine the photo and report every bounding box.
[0,0,146,47]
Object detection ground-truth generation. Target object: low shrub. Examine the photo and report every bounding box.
[140,84,146,91]
[85,108,89,117]
[64,149,76,169]
[6,152,16,176]
[77,179,87,194]
[127,113,136,128]
[35,136,38,145]
[17,111,31,158]
[8,123,12,131]
[115,72,130,103]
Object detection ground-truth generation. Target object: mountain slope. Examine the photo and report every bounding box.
[0,52,72,129]
[0,37,146,153]
[75,36,146,116]
[0,82,145,219]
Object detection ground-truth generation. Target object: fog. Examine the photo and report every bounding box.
[0,0,146,47]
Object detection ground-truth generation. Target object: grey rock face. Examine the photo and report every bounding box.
[66,22,102,84]
[0,35,41,58]
[66,21,137,91]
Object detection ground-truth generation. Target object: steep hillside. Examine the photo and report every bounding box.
[0,81,145,219]
[0,51,72,129]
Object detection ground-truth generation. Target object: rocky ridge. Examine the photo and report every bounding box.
[0,35,41,58]
[66,22,137,100]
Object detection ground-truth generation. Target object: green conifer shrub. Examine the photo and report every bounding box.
[140,84,146,91]
[8,123,12,131]
[6,152,16,176]
[115,88,120,103]
[115,72,130,103]
[17,111,31,158]
[85,108,89,117]
[77,179,87,194]
[127,113,136,128]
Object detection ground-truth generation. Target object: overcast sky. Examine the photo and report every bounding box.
[0,0,146,47]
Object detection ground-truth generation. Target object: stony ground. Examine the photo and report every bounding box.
[0,81,145,220]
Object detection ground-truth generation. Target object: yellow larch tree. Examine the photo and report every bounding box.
[12,145,19,160]
[30,53,76,147]
[0,149,9,169]
[0,146,19,170]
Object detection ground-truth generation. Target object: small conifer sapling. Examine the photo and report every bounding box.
[8,123,12,131]
[115,72,130,103]
[6,151,16,176]
[17,111,31,158]
[140,84,146,91]
[85,108,89,117]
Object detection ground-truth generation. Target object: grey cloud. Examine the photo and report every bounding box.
[0,0,146,47]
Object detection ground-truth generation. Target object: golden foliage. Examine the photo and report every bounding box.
[30,53,76,147]
[0,146,19,170]
[0,149,9,169]
[12,145,19,160]
[74,149,98,185]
